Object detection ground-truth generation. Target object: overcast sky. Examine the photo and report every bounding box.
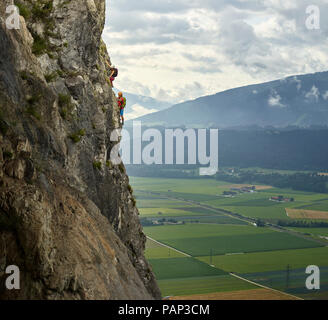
[102,0,328,106]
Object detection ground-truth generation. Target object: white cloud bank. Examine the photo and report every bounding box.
[323,91,328,100]
[103,0,328,104]
[125,104,158,120]
[268,89,285,108]
[305,85,320,102]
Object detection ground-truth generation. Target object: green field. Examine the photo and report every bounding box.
[139,207,201,217]
[242,267,328,300]
[150,231,321,256]
[158,275,257,297]
[144,224,321,256]
[296,200,328,211]
[237,167,312,175]
[197,247,328,273]
[148,257,226,280]
[287,228,328,237]
[145,237,256,297]
[145,238,185,259]
[136,199,192,208]
[177,215,248,225]
[131,177,230,196]
[216,205,289,220]
[139,205,232,218]
[145,224,266,240]
[159,191,221,202]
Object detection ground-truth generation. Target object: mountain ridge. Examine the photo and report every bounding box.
[136,71,328,128]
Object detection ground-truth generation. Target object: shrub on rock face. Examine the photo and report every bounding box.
[119,162,125,174]
[58,93,71,106]
[3,151,13,160]
[44,72,58,83]
[26,106,41,120]
[26,94,41,105]
[69,129,86,143]
[15,1,31,20]
[69,133,80,143]
[25,95,41,120]
[31,1,53,19]
[32,33,48,56]
[58,93,74,120]
[93,161,102,170]
[127,184,133,194]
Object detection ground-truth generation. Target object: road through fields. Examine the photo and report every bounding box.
[140,190,328,247]
[229,273,303,300]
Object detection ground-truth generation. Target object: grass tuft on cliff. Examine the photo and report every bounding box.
[93,161,102,170]
[44,71,58,83]
[15,1,31,20]
[26,94,41,120]
[58,93,74,120]
[69,129,86,143]
[32,33,48,56]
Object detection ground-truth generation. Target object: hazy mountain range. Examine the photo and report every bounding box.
[113,89,172,120]
[134,71,328,128]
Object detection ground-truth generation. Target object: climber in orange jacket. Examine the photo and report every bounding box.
[117,92,126,126]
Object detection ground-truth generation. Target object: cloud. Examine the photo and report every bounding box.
[323,91,328,101]
[268,89,285,108]
[125,104,158,120]
[104,0,328,103]
[290,76,302,91]
[114,76,152,97]
[162,81,206,102]
[305,85,320,102]
[181,53,222,73]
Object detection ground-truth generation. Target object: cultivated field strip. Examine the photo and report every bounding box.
[147,236,191,257]
[230,273,303,300]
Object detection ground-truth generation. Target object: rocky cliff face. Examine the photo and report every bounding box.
[0,0,161,300]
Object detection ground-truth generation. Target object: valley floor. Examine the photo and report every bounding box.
[130,176,328,300]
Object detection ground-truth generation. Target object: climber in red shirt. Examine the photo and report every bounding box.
[117,92,126,126]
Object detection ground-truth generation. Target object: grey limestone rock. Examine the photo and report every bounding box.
[0,0,161,300]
